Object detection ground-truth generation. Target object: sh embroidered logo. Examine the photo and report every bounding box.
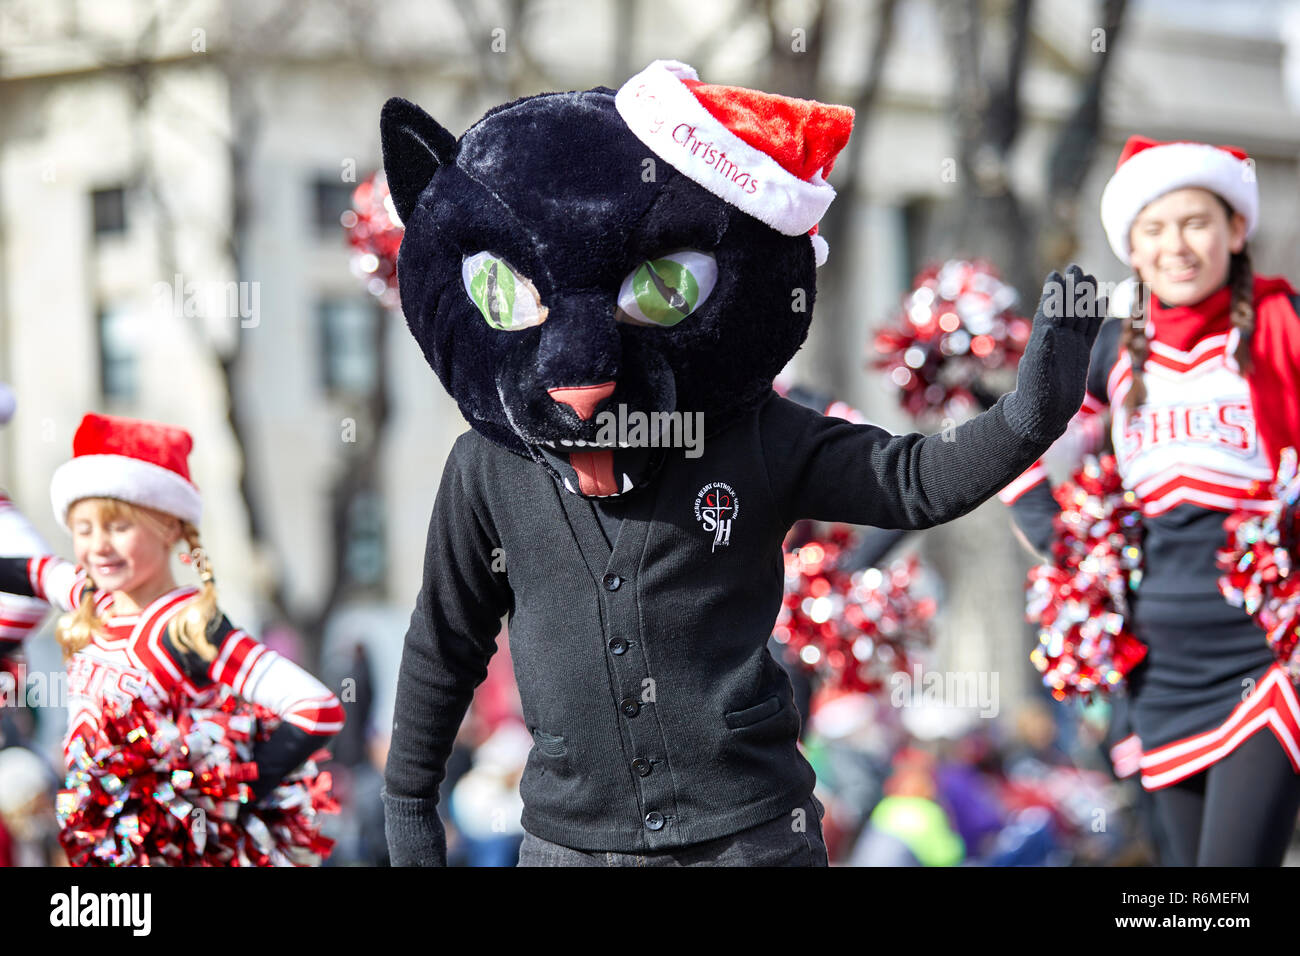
[694,482,739,552]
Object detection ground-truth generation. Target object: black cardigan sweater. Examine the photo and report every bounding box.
[383,389,1058,862]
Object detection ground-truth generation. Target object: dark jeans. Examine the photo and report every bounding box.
[516,794,828,866]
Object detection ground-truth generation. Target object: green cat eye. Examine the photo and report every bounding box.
[617,250,718,327]
[462,252,546,330]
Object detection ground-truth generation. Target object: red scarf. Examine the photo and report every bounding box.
[1147,275,1300,471]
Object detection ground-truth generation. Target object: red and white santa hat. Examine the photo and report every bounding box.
[50,413,202,528]
[1100,135,1258,264]
[615,59,854,266]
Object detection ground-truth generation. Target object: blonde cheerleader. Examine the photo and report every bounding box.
[0,412,345,864]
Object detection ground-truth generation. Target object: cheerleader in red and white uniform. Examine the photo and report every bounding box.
[0,412,345,857]
[1001,137,1300,865]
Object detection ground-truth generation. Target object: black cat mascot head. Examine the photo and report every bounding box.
[381,59,853,496]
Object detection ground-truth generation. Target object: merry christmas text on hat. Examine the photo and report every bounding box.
[614,59,854,266]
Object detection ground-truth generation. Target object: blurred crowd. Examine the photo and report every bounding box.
[4,620,1293,867]
[0,658,65,866]
[415,650,1209,867]
[798,684,1145,866]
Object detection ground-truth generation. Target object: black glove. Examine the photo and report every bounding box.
[248,722,323,804]
[383,788,448,866]
[968,380,1002,412]
[1002,264,1106,443]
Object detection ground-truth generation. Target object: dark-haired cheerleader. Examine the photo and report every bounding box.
[1002,136,1300,866]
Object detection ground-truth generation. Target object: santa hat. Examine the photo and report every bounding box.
[50,413,202,528]
[1100,135,1258,264]
[614,59,854,266]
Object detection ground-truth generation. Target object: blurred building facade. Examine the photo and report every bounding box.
[1,0,1298,760]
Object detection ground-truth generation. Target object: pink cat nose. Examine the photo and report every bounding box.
[547,381,616,420]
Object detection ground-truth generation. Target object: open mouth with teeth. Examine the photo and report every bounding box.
[518,381,675,497]
[495,352,680,498]
[530,440,662,497]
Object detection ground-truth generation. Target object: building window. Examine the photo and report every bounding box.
[91,187,127,236]
[97,303,139,401]
[313,176,356,237]
[318,297,379,396]
[343,489,386,590]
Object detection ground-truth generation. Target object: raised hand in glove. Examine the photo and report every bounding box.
[1001,264,1107,444]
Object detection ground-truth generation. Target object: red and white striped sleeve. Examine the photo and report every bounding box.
[0,493,86,619]
[0,595,47,651]
[208,628,346,736]
[22,556,88,613]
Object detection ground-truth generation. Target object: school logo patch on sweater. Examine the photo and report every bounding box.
[694,482,739,552]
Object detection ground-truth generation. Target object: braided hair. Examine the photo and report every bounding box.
[166,522,221,664]
[1119,195,1253,415]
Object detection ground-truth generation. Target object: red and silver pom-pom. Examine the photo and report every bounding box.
[56,691,338,866]
[342,171,404,310]
[1025,454,1147,700]
[1218,447,1300,681]
[871,259,1031,423]
[774,526,936,694]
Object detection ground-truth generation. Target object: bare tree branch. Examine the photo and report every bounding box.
[945,0,984,188]
[934,0,1038,301]
[987,0,1032,155]
[1040,0,1128,269]
[683,0,759,74]
[808,0,900,398]
[764,0,827,96]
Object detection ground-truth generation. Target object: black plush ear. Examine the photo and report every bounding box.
[380,97,457,224]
